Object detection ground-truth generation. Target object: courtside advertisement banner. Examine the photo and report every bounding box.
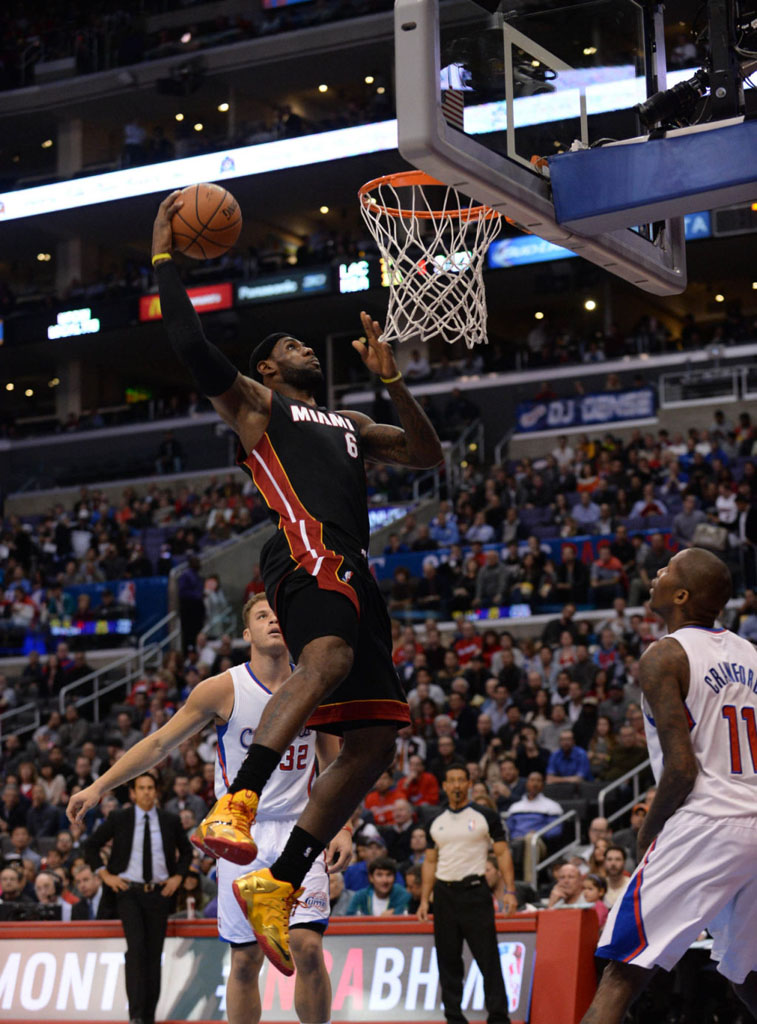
[0,920,536,1022]
[139,283,233,321]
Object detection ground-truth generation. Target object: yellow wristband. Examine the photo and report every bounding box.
[151,252,173,266]
[380,371,403,384]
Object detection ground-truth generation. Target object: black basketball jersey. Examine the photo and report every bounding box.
[238,390,371,593]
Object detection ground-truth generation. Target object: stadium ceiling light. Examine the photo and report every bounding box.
[48,377,60,387]
[534,311,544,319]
[175,112,184,121]
[194,123,204,132]
[752,281,757,290]
[377,86,386,94]
[24,388,34,397]
[5,382,14,391]
[583,46,597,56]
[181,32,192,43]
[365,75,375,84]
[531,60,540,67]
[41,139,54,149]
[715,293,725,302]
[318,83,328,93]
[218,102,230,112]
[584,298,597,310]
[320,205,329,214]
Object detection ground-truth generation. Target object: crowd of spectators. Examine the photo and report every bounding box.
[0,0,395,94]
[0,0,701,97]
[0,601,658,925]
[0,475,265,650]
[3,571,756,919]
[521,307,756,364]
[381,408,757,620]
[0,423,754,1024]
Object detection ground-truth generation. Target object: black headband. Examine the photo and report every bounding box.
[249,332,296,378]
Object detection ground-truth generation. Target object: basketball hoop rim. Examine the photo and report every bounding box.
[358,170,500,222]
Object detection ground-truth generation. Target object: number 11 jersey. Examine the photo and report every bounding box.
[644,625,757,818]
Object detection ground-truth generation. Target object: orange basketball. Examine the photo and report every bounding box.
[172,183,242,259]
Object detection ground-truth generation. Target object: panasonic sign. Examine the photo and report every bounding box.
[235,269,331,306]
[47,308,101,340]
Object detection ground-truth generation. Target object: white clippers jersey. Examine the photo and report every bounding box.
[642,626,757,818]
[215,662,317,820]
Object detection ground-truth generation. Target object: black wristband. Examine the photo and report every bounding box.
[155,260,238,397]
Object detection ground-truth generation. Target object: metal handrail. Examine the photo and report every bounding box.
[446,419,484,491]
[598,758,652,824]
[0,700,41,738]
[63,669,137,724]
[493,427,514,467]
[57,648,138,714]
[411,467,441,502]
[527,809,580,890]
[138,611,180,673]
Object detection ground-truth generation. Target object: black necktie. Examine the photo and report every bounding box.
[142,814,153,884]
[87,898,93,920]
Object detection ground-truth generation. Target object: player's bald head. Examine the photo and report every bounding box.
[673,548,732,620]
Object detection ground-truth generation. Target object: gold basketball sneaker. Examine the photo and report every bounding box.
[196,790,259,863]
[232,868,303,976]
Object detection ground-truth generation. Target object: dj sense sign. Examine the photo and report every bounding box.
[0,930,534,1021]
[516,387,656,433]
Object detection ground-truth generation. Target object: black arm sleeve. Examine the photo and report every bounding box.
[155,259,239,397]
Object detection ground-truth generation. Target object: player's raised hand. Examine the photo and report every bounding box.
[67,783,102,824]
[325,828,354,873]
[151,190,184,260]
[352,311,400,382]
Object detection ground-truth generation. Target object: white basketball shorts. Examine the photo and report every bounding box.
[597,808,757,983]
[217,816,330,945]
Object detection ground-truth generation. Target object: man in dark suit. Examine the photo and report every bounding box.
[71,863,106,920]
[84,773,192,1024]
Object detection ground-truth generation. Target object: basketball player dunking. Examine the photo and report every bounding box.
[581,548,757,1022]
[150,192,443,974]
[68,594,351,1024]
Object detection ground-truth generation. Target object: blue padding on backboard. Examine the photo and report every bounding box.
[549,118,757,233]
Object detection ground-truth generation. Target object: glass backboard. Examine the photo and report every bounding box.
[395,0,687,294]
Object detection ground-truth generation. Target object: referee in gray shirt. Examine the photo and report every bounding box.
[419,764,516,1024]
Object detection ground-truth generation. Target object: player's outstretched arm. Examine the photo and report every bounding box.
[151,192,270,444]
[339,311,444,470]
[66,671,233,824]
[635,639,697,857]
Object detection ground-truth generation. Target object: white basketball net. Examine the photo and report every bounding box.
[359,174,501,348]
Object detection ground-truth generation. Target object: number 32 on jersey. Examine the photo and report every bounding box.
[279,743,309,771]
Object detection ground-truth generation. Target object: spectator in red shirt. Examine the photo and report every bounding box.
[474,633,501,673]
[394,754,441,806]
[364,770,398,826]
[243,564,265,599]
[589,545,625,607]
[453,621,483,665]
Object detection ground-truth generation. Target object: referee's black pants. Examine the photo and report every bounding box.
[116,886,172,1023]
[433,877,510,1024]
